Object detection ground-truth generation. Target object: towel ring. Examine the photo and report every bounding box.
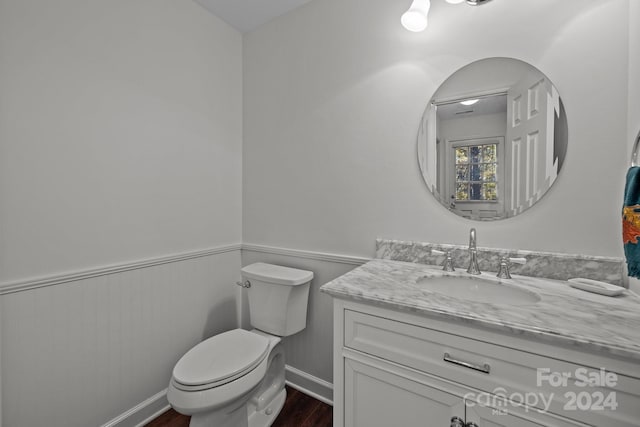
[632,129,640,167]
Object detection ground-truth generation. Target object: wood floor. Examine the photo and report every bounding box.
[145,386,332,427]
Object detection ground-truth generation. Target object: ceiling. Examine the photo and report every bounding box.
[194,0,314,33]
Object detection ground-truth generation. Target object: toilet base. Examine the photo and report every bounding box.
[188,399,248,427]
[248,388,286,427]
[187,375,286,427]
[173,331,287,427]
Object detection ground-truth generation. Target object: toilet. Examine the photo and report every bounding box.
[167,262,313,427]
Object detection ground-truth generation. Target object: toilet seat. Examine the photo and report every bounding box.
[172,329,270,392]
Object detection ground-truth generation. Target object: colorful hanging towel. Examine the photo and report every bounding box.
[623,166,640,277]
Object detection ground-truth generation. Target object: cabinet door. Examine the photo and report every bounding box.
[344,357,465,427]
[465,404,545,427]
[465,400,585,427]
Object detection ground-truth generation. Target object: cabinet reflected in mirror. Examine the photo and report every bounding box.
[417,58,568,221]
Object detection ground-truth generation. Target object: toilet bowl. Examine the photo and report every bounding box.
[168,329,285,427]
[167,263,313,427]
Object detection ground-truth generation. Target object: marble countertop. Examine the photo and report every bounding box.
[320,259,640,361]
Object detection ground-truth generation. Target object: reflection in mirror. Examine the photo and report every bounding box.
[417,58,568,221]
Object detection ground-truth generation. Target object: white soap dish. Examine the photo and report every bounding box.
[568,278,625,296]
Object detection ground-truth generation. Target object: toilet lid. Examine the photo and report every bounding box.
[172,329,270,387]
[241,262,313,286]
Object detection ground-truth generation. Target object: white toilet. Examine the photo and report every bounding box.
[167,262,313,427]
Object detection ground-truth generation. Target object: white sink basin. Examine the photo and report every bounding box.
[415,275,541,306]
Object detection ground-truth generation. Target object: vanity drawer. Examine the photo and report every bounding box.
[344,309,640,427]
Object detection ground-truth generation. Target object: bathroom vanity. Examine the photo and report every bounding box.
[321,255,640,427]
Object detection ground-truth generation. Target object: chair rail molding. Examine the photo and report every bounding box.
[0,244,242,295]
[241,243,370,266]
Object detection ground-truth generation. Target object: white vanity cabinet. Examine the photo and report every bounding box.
[343,350,553,427]
[344,355,465,426]
[332,299,640,427]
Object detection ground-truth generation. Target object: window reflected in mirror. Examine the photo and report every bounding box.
[454,143,498,202]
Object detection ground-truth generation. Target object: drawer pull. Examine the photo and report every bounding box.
[443,352,490,374]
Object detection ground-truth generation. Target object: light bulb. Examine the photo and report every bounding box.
[460,99,479,106]
[401,0,430,32]
[445,0,466,4]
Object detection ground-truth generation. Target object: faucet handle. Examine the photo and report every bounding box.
[497,256,526,279]
[432,249,455,272]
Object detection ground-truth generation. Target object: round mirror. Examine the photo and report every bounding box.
[417,57,567,221]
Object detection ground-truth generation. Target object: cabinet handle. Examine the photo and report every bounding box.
[443,352,490,374]
[450,416,465,427]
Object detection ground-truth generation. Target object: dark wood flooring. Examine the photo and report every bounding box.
[145,386,332,427]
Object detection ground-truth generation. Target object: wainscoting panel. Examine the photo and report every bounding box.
[0,248,240,427]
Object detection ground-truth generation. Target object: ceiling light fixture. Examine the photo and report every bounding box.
[402,0,494,32]
[401,0,431,32]
[466,0,493,5]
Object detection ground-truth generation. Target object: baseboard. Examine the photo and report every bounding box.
[285,365,333,406]
[100,367,332,427]
[134,403,171,427]
[101,389,169,427]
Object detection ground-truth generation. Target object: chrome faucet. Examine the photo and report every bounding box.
[466,228,481,275]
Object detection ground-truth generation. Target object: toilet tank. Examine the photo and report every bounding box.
[241,263,313,336]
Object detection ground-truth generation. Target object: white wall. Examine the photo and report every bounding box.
[439,112,506,145]
[243,0,631,387]
[0,0,635,421]
[0,0,243,425]
[628,0,640,293]
[630,0,640,150]
[244,0,628,257]
[0,0,242,283]
[1,251,240,427]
